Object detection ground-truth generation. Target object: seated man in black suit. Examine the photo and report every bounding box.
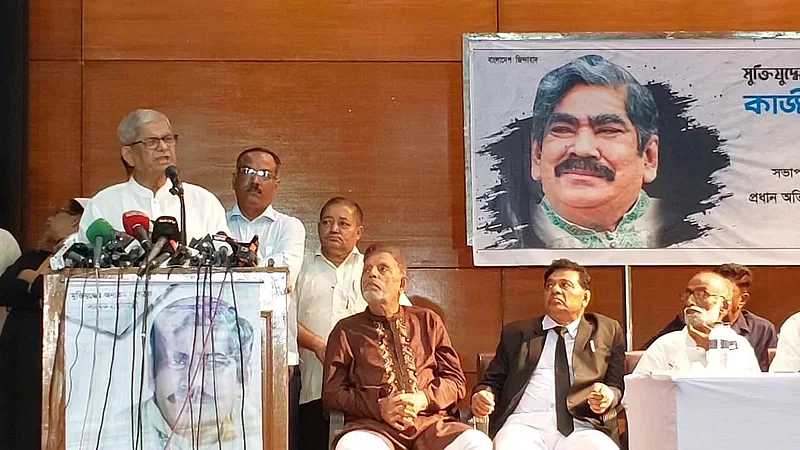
[470,258,624,450]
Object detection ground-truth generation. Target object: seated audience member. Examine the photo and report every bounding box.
[471,259,624,450]
[770,313,800,372]
[296,197,411,450]
[642,263,776,371]
[0,198,87,450]
[322,244,491,450]
[634,271,760,373]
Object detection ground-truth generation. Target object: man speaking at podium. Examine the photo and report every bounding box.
[79,109,229,241]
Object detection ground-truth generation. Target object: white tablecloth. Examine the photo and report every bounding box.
[623,373,800,450]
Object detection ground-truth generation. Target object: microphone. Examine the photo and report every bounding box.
[165,165,183,193]
[165,166,187,246]
[143,216,180,266]
[122,211,153,253]
[86,219,116,269]
[50,233,79,271]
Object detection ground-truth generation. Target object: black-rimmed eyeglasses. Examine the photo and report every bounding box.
[127,134,179,150]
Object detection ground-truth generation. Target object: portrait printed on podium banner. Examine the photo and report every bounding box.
[466,33,800,266]
[61,276,264,450]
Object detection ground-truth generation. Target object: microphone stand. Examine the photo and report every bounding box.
[168,182,187,247]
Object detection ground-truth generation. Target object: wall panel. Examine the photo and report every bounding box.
[29,0,81,60]
[499,0,796,32]
[83,0,496,61]
[27,61,82,249]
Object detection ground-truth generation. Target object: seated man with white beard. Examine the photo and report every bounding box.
[634,271,760,373]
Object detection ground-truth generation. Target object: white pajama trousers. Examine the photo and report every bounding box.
[335,429,492,450]
[493,423,618,450]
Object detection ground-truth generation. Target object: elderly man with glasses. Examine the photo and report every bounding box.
[633,271,760,373]
[226,146,305,450]
[78,108,230,242]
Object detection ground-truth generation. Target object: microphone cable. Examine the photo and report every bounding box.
[94,269,124,449]
[129,275,141,450]
[134,270,152,450]
[227,263,248,450]
[66,274,91,408]
[78,267,106,448]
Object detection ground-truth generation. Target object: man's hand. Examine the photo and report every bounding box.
[587,382,614,414]
[17,269,38,285]
[396,392,428,415]
[311,336,327,363]
[378,395,416,431]
[687,324,711,350]
[470,389,495,417]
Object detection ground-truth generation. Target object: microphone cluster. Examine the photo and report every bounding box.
[50,211,260,273]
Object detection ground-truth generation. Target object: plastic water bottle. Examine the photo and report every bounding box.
[706,323,729,371]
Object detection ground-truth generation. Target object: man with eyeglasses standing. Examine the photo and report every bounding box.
[79,109,230,241]
[226,146,305,450]
[634,271,760,373]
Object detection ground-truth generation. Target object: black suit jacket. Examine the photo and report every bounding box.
[474,313,625,442]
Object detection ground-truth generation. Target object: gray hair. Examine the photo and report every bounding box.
[117,109,172,146]
[530,55,659,156]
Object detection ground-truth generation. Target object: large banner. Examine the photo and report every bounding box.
[465,33,800,266]
[63,274,264,450]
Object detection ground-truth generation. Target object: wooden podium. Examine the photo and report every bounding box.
[41,267,289,449]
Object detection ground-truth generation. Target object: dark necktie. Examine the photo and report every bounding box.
[554,326,574,437]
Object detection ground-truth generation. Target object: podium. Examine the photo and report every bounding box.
[624,372,800,450]
[41,267,289,450]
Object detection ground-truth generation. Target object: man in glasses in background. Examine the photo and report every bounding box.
[226,147,305,450]
[634,271,760,373]
[79,108,230,241]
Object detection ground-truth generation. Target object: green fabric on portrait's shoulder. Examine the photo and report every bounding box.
[541,192,651,248]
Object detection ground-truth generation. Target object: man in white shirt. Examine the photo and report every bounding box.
[225,147,305,450]
[79,109,229,242]
[471,259,624,450]
[770,312,800,372]
[295,197,411,450]
[634,271,760,374]
[0,229,21,332]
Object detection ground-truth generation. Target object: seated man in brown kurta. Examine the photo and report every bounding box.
[322,244,492,450]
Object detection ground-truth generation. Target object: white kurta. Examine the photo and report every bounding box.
[770,312,800,372]
[634,327,761,374]
[78,178,230,243]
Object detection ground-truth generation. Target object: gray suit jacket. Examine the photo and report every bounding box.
[474,313,625,443]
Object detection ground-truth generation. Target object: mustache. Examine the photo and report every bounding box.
[554,156,615,181]
[245,183,262,194]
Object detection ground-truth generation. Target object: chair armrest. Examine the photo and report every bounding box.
[328,409,345,450]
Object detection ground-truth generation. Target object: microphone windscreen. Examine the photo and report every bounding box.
[152,216,180,243]
[86,218,116,245]
[122,211,151,236]
[165,165,179,179]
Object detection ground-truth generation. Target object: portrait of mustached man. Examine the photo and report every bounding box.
[528,55,662,249]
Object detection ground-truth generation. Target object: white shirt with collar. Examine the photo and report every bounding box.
[634,327,761,374]
[296,247,412,404]
[226,203,306,366]
[78,177,230,243]
[505,315,596,433]
[770,312,800,372]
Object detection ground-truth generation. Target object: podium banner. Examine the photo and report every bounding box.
[58,271,268,450]
[465,33,800,266]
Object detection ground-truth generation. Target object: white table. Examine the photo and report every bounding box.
[623,373,800,450]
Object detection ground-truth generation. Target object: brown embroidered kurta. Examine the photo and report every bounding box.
[322,305,471,450]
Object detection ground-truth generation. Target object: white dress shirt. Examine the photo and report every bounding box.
[227,204,305,365]
[0,228,21,333]
[634,327,761,374]
[78,178,230,243]
[770,312,800,372]
[296,247,411,404]
[505,315,595,433]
